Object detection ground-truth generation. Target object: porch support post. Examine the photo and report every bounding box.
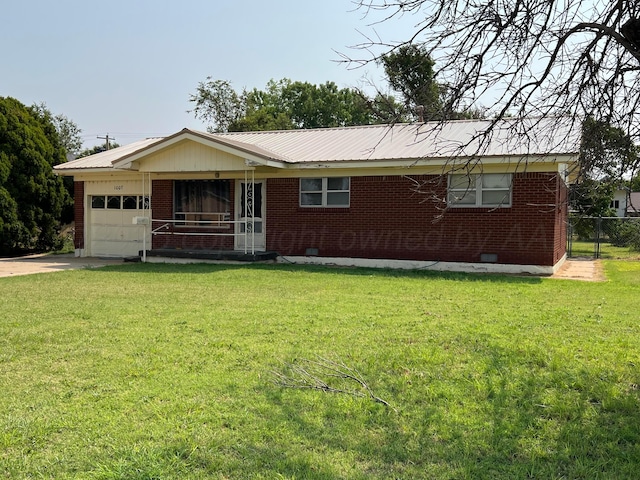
[243,170,248,254]
[242,167,256,255]
[251,170,255,255]
[141,172,146,263]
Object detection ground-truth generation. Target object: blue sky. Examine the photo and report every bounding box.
[2,0,414,148]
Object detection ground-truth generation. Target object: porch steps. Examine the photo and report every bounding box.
[138,249,278,263]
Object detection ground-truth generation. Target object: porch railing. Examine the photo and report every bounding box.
[150,216,257,254]
[174,211,231,229]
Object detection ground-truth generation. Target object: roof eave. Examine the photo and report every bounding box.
[292,152,579,169]
[112,129,289,170]
[53,167,128,176]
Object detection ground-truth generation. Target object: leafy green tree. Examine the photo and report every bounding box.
[239,79,379,130]
[32,103,83,156]
[378,44,485,121]
[231,79,295,132]
[77,141,121,159]
[379,44,443,120]
[367,91,410,123]
[578,117,639,183]
[189,78,244,133]
[570,179,616,217]
[31,103,83,225]
[190,78,404,133]
[0,97,71,255]
[570,118,639,226]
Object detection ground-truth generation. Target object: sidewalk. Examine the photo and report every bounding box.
[1,253,605,281]
[551,258,605,282]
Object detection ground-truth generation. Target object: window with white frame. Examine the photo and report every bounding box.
[91,195,149,210]
[448,173,512,207]
[300,177,350,207]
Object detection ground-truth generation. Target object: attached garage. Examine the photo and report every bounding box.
[84,179,151,257]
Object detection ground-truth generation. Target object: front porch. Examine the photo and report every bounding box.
[134,248,278,263]
[148,175,266,256]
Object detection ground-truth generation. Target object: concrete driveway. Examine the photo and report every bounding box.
[0,254,123,278]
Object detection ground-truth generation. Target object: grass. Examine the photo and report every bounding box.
[1,261,640,479]
[569,239,640,260]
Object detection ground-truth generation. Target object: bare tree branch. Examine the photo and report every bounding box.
[272,355,397,412]
[343,0,640,147]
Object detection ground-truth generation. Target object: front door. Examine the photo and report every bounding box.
[235,180,265,251]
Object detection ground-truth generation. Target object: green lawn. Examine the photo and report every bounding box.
[1,262,640,479]
[569,240,640,260]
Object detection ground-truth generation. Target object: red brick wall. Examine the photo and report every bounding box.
[150,180,235,250]
[74,181,84,250]
[266,173,566,266]
[147,174,567,266]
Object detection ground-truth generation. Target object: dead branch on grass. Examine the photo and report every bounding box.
[272,355,397,412]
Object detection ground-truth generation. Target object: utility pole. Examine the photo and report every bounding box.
[97,134,115,150]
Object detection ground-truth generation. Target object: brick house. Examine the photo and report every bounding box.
[54,118,580,274]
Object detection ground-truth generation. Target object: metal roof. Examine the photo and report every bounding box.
[55,137,162,170]
[213,117,580,163]
[54,117,580,172]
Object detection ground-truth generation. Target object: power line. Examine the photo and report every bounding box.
[97,134,116,150]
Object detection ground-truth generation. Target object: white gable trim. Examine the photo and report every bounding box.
[111,129,289,171]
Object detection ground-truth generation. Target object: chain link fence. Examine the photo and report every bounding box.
[567,216,640,258]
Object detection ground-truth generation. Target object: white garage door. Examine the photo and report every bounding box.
[88,194,151,257]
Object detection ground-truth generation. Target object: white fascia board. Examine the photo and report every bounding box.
[53,167,132,177]
[237,155,287,169]
[112,131,289,170]
[69,171,147,182]
[290,153,578,171]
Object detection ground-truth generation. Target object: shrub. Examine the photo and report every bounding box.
[608,219,640,250]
